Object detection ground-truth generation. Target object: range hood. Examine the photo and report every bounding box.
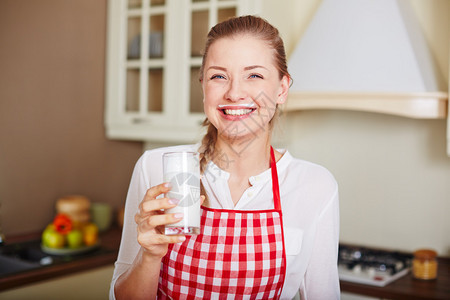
[285,0,448,119]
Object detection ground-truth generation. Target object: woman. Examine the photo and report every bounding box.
[110,16,340,300]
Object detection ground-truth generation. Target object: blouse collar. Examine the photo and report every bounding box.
[203,149,293,185]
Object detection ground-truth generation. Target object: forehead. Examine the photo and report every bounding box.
[205,34,276,69]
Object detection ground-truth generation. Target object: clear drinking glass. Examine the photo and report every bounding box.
[163,152,200,235]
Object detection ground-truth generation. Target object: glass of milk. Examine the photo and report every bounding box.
[163,152,200,235]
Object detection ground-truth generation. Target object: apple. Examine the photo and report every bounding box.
[42,226,65,248]
[67,229,83,248]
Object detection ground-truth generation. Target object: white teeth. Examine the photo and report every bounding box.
[224,109,253,116]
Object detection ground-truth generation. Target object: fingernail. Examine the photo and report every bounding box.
[169,198,180,205]
[178,236,186,243]
[174,213,183,219]
[164,182,171,188]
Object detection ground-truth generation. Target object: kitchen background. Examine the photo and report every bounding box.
[0,0,449,297]
[0,0,144,236]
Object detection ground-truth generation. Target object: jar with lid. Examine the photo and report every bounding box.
[412,249,438,280]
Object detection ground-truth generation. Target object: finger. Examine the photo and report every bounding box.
[159,234,186,244]
[135,210,183,232]
[135,208,163,225]
[147,212,184,228]
[141,233,186,246]
[143,182,171,201]
[140,197,180,214]
[137,230,186,250]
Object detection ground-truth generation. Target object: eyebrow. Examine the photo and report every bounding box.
[206,65,268,72]
[206,66,227,72]
[244,65,268,71]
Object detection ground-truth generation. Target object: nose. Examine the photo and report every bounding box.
[225,78,246,102]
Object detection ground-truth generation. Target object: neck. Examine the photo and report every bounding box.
[213,134,272,178]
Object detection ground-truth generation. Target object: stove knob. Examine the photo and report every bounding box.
[353,250,362,259]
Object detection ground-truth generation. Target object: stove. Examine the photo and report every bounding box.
[338,244,413,287]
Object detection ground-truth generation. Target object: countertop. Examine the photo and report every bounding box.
[341,255,450,300]
[1,229,449,299]
[0,227,122,291]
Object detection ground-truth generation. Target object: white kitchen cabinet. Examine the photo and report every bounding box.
[105,0,261,142]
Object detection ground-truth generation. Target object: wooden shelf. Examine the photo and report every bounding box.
[284,91,448,119]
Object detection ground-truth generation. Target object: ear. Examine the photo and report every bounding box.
[276,75,290,105]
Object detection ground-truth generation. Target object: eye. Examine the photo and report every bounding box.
[249,73,263,79]
[210,74,226,80]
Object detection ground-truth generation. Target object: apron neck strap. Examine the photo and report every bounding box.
[270,146,282,211]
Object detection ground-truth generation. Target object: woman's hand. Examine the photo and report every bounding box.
[135,183,186,259]
[135,183,205,259]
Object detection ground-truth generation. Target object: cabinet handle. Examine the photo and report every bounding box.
[132,118,150,124]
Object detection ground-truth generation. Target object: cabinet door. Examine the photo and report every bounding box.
[106,0,171,141]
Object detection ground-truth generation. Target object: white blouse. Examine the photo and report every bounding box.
[110,144,340,300]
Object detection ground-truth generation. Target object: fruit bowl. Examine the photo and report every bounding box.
[41,241,100,256]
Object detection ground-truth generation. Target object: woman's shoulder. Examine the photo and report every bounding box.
[280,151,339,221]
[282,150,337,188]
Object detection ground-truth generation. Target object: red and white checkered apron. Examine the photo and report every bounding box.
[158,147,286,299]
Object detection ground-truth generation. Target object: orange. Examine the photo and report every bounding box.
[82,223,99,246]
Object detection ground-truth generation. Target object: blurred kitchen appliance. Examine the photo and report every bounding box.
[338,244,413,287]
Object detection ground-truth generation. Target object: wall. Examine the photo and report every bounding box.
[281,111,450,255]
[0,0,143,236]
[263,0,450,255]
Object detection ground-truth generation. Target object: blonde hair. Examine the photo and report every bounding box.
[198,15,290,175]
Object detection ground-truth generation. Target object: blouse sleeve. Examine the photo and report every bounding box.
[109,154,152,300]
[302,188,340,300]
[108,145,192,300]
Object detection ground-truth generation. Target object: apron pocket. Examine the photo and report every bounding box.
[284,227,303,255]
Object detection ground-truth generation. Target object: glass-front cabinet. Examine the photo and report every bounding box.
[105,0,261,142]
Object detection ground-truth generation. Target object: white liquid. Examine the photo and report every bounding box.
[163,152,200,235]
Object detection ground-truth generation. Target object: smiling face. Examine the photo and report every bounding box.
[201,34,289,142]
